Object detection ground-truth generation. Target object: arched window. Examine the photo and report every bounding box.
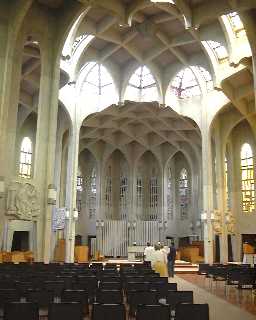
[207,41,228,62]
[241,143,255,213]
[179,168,189,220]
[136,175,143,219]
[105,166,112,218]
[170,67,201,99]
[167,167,173,220]
[81,62,118,111]
[85,168,97,219]
[76,170,83,214]
[149,175,158,220]
[196,66,213,91]
[124,66,159,102]
[120,171,128,220]
[227,12,245,37]
[19,137,32,178]
[225,156,231,211]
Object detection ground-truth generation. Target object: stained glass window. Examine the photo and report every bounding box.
[179,168,189,220]
[225,157,231,211]
[167,167,173,220]
[19,137,32,178]
[241,143,255,213]
[170,67,201,99]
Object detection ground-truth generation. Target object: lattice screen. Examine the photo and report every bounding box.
[136,176,143,219]
[167,167,173,220]
[149,175,159,220]
[120,174,128,220]
[105,166,112,219]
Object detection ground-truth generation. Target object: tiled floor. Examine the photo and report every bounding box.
[174,274,256,320]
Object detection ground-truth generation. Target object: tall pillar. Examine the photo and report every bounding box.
[201,130,214,264]
[33,37,61,262]
[215,125,228,263]
[65,125,80,263]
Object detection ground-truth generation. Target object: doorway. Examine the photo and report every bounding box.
[11,231,29,251]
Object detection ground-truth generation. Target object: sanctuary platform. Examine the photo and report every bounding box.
[93,259,199,274]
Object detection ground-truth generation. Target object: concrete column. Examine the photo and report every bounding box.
[65,125,80,263]
[230,140,242,261]
[201,131,214,264]
[215,125,228,263]
[33,40,60,262]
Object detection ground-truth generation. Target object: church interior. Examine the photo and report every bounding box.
[0,0,256,319]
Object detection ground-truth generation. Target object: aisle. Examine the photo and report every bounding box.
[170,275,255,320]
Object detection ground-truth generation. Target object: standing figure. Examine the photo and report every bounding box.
[144,242,154,266]
[167,243,176,277]
[152,244,168,277]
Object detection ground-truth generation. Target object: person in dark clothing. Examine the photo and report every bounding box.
[167,243,176,277]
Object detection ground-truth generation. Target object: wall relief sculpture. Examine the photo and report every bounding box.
[6,182,40,220]
[226,211,236,234]
[212,209,222,235]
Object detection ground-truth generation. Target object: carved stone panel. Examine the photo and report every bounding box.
[6,182,40,220]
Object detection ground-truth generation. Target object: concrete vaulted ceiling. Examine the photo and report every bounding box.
[18,0,256,123]
[80,101,201,167]
[72,0,227,83]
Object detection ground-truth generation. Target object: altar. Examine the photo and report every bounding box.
[127,245,145,261]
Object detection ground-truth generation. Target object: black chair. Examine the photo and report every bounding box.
[136,304,170,320]
[4,302,39,320]
[26,289,54,308]
[44,281,65,296]
[96,290,123,304]
[198,264,209,275]
[62,290,89,314]
[99,281,122,290]
[128,291,158,316]
[125,282,149,292]
[166,291,193,309]
[92,303,126,320]
[175,303,209,320]
[48,302,83,320]
[0,289,20,308]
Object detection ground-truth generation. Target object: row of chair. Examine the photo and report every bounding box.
[2,301,210,320]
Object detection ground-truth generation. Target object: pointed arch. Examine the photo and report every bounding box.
[124,65,159,102]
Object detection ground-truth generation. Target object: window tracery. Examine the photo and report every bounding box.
[179,168,189,220]
[170,67,201,99]
[149,168,159,220]
[124,66,158,102]
[105,166,112,218]
[19,137,32,179]
[82,62,117,111]
[207,40,228,62]
[167,167,173,220]
[227,12,245,37]
[225,156,231,211]
[241,143,255,213]
[120,171,128,220]
[85,168,97,219]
